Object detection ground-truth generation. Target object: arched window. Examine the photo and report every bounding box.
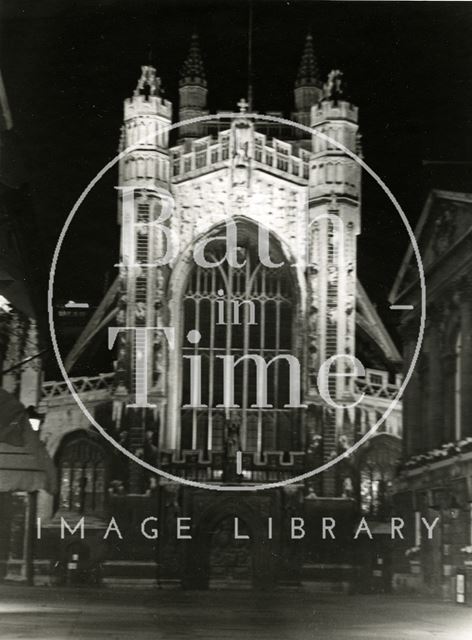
[358,435,400,518]
[138,120,146,145]
[326,127,335,150]
[454,331,462,440]
[129,158,135,179]
[180,223,300,455]
[326,163,334,183]
[146,157,154,179]
[58,435,106,514]
[137,158,145,178]
[335,163,343,184]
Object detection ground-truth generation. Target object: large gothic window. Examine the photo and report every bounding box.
[180,223,300,455]
[58,435,106,514]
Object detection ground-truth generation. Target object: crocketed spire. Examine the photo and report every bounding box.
[180,33,207,87]
[296,33,321,88]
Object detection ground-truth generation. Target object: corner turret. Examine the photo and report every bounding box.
[121,65,172,189]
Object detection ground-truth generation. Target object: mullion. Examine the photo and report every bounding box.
[208,268,216,451]
[224,262,233,420]
[274,279,282,449]
[180,236,294,457]
[192,273,201,450]
[241,252,251,448]
[257,269,267,456]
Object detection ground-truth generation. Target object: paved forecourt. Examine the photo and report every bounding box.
[0,586,471,639]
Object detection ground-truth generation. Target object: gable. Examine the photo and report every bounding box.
[390,189,472,302]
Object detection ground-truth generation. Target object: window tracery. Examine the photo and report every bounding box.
[180,227,300,455]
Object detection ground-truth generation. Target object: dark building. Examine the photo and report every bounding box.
[0,68,54,582]
[391,188,472,604]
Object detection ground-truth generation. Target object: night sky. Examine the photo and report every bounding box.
[2,1,472,348]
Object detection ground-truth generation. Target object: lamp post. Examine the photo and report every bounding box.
[24,491,37,586]
[27,405,44,432]
[24,407,45,585]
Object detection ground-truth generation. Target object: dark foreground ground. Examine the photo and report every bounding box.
[0,584,471,640]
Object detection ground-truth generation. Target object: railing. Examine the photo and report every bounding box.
[170,132,310,182]
[354,377,400,400]
[41,372,115,402]
[41,372,399,403]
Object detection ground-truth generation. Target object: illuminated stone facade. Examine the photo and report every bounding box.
[35,36,403,589]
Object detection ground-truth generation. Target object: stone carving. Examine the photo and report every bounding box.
[153,332,166,394]
[305,485,317,500]
[232,166,249,189]
[233,121,252,165]
[345,294,355,316]
[135,301,146,320]
[342,476,354,498]
[224,416,241,459]
[327,264,338,284]
[432,203,457,258]
[155,270,165,308]
[307,298,319,391]
[172,172,306,262]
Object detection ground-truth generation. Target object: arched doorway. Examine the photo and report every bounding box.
[209,516,253,588]
[181,495,276,590]
[357,433,400,519]
[355,434,401,593]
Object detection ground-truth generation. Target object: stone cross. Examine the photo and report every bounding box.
[237,98,249,114]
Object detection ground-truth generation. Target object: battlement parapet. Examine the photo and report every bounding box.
[124,95,172,122]
[170,129,310,184]
[311,101,358,125]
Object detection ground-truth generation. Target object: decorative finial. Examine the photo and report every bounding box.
[237,98,249,114]
[134,66,161,100]
[323,70,347,103]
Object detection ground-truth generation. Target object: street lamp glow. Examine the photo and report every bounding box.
[0,294,12,313]
[29,418,41,431]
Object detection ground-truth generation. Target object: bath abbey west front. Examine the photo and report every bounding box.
[35,35,403,589]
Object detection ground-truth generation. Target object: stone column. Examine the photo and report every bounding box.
[442,352,456,442]
[427,309,444,450]
[400,321,422,458]
[459,276,472,437]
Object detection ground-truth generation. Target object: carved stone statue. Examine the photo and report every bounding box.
[224,418,241,458]
[233,122,252,163]
[342,476,354,498]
